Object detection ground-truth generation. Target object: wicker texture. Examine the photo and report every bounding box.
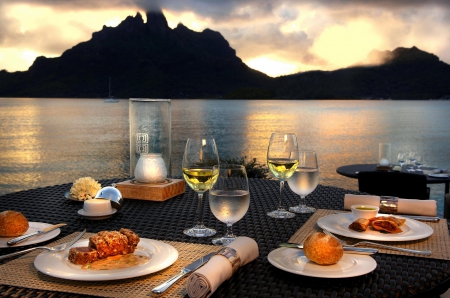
[1,178,449,297]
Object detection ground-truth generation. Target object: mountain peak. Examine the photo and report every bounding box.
[145,10,169,33]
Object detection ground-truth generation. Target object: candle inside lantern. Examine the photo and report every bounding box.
[379,158,390,166]
[134,153,167,183]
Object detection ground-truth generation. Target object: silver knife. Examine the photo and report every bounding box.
[279,243,378,255]
[7,223,67,246]
[151,251,217,294]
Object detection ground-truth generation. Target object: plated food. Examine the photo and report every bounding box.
[303,232,343,265]
[69,228,146,270]
[0,210,29,237]
[349,216,406,233]
[317,213,433,241]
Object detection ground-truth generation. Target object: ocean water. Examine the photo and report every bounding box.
[1,98,449,216]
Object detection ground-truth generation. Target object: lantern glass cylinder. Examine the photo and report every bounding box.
[378,143,391,166]
[129,99,171,178]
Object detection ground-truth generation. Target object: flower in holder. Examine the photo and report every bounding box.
[70,177,102,201]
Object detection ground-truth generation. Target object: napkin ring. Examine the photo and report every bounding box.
[216,247,241,274]
[380,196,398,214]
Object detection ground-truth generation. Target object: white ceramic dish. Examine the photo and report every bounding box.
[350,204,379,220]
[77,208,117,220]
[428,173,449,178]
[0,222,61,247]
[317,213,433,241]
[268,247,377,278]
[34,238,178,281]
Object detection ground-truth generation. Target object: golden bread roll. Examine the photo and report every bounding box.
[0,210,29,237]
[303,232,344,265]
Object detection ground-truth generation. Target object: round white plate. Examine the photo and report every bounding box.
[34,238,178,281]
[0,222,62,247]
[268,247,377,278]
[317,213,433,241]
[428,173,449,178]
[78,209,117,220]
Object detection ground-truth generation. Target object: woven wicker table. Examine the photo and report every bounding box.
[1,178,449,297]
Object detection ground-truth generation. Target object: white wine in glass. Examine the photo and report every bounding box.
[209,164,250,246]
[182,138,219,237]
[267,133,299,219]
[288,150,319,213]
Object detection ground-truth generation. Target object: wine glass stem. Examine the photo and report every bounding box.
[197,192,204,226]
[225,223,234,237]
[300,195,306,207]
[278,181,285,209]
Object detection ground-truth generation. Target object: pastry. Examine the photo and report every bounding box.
[349,218,370,232]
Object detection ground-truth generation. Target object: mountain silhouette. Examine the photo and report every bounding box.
[0,11,449,99]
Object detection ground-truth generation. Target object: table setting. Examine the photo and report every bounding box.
[1,124,450,297]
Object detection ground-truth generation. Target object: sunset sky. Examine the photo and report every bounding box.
[1,0,449,77]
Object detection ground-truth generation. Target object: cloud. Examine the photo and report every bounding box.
[1,0,450,75]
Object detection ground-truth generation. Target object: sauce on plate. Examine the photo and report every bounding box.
[81,254,150,270]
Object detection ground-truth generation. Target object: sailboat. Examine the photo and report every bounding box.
[104,77,119,103]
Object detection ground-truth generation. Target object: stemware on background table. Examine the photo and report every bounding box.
[266,133,299,219]
[287,150,319,213]
[182,138,219,237]
[209,164,250,245]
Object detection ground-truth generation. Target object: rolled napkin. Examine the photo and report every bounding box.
[344,194,437,216]
[186,237,259,298]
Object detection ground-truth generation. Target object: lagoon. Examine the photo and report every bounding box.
[1,98,449,216]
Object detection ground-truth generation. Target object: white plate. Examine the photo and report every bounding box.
[78,208,117,220]
[0,222,61,247]
[34,238,178,281]
[428,173,449,178]
[317,213,433,241]
[268,247,377,278]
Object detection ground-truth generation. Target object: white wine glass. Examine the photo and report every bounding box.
[267,133,299,219]
[182,138,219,237]
[287,150,319,213]
[209,164,250,246]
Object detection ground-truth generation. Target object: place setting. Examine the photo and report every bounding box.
[0,210,66,248]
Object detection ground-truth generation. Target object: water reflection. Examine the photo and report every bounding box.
[1,98,449,217]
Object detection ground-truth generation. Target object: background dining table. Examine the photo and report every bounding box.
[1,178,450,297]
[336,164,450,194]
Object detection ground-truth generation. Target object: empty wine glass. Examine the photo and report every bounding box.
[397,152,406,167]
[407,151,416,170]
[182,138,219,237]
[209,164,250,246]
[415,154,424,170]
[287,150,319,213]
[267,133,299,219]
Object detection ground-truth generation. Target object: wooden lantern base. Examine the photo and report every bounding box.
[376,165,393,171]
[116,179,186,201]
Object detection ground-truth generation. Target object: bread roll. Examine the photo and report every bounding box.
[0,210,29,237]
[303,232,344,265]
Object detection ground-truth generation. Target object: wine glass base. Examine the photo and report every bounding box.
[212,236,236,246]
[184,225,216,237]
[289,205,316,213]
[267,209,295,218]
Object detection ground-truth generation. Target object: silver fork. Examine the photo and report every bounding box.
[322,229,431,255]
[0,229,86,260]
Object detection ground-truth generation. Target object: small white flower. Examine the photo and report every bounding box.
[70,177,101,201]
